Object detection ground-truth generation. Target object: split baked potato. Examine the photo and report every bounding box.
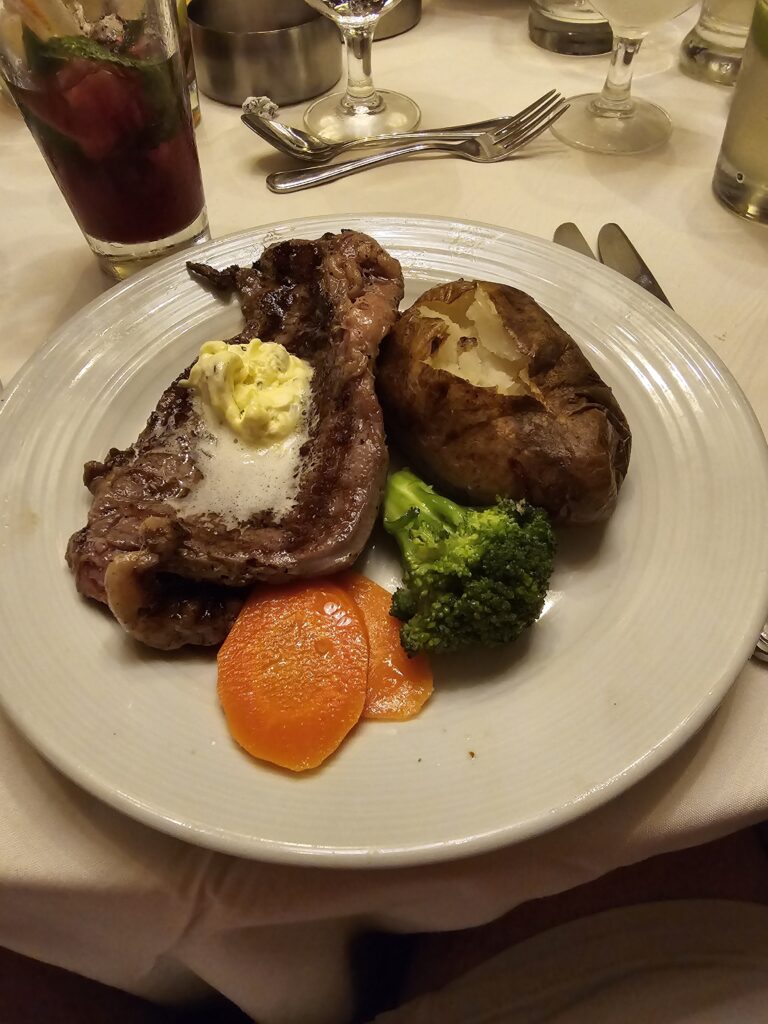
[376,280,631,524]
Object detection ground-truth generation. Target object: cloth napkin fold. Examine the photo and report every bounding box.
[373,900,768,1023]
[2,662,767,1024]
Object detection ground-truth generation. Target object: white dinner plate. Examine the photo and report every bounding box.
[1,214,767,867]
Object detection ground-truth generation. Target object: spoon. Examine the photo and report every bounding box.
[241,95,529,164]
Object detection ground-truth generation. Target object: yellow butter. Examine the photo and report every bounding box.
[181,338,313,445]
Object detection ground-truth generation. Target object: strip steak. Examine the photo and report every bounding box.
[66,230,404,649]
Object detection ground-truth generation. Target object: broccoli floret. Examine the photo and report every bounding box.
[383,469,555,656]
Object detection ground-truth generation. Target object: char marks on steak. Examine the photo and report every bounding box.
[66,231,404,649]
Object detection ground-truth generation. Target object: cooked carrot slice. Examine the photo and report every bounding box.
[338,571,433,721]
[217,581,369,772]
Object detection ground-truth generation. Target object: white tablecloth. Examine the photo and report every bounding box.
[1,3,768,1021]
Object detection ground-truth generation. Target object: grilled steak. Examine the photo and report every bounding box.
[66,230,404,649]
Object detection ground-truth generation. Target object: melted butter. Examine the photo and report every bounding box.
[173,338,315,525]
[173,395,312,526]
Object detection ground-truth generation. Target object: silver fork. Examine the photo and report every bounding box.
[266,91,568,194]
[241,94,550,164]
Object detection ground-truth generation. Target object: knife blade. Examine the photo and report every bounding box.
[552,222,597,260]
[597,223,672,309]
[553,222,768,660]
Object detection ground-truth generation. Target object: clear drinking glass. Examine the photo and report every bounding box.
[302,0,420,143]
[175,0,200,123]
[551,0,698,154]
[712,0,768,221]
[529,0,613,55]
[680,0,756,85]
[0,0,208,279]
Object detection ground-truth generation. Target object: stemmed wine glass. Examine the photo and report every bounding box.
[551,0,697,154]
[302,0,421,143]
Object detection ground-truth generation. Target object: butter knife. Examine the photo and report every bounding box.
[553,222,768,664]
[552,222,596,260]
[554,222,672,308]
[597,223,672,308]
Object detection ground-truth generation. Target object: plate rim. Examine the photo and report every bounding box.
[2,212,768,868]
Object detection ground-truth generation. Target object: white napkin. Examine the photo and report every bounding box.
[373,900,768,1023]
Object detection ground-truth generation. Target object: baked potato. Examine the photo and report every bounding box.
[376,280,631,524]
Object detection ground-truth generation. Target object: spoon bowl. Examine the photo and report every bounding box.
[242,97,336,161]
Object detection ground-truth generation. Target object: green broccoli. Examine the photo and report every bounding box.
[383,469,555,656]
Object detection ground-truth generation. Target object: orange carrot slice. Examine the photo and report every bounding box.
[338,571,433,721]
[217,581,369,772]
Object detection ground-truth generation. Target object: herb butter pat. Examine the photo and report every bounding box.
[181,339,313,445]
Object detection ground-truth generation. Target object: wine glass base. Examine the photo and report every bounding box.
[304,90,421,143]
[550,93,672,155]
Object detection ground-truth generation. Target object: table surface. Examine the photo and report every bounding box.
[1,3,768,1022]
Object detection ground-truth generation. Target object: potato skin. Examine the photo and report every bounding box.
[376,280,631,524]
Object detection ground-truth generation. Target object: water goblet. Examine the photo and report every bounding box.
[551,0,698,154]
[302,0,420,143]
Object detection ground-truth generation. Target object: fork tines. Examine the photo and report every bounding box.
[495,90,569,144]
[495,91,569,152]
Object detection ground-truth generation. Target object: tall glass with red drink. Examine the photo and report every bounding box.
[0,0,208,278]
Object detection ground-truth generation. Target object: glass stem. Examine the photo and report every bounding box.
[340,24,383,114]
[593,34,645,115]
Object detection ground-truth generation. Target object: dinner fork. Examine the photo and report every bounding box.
[266,91,568,194]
